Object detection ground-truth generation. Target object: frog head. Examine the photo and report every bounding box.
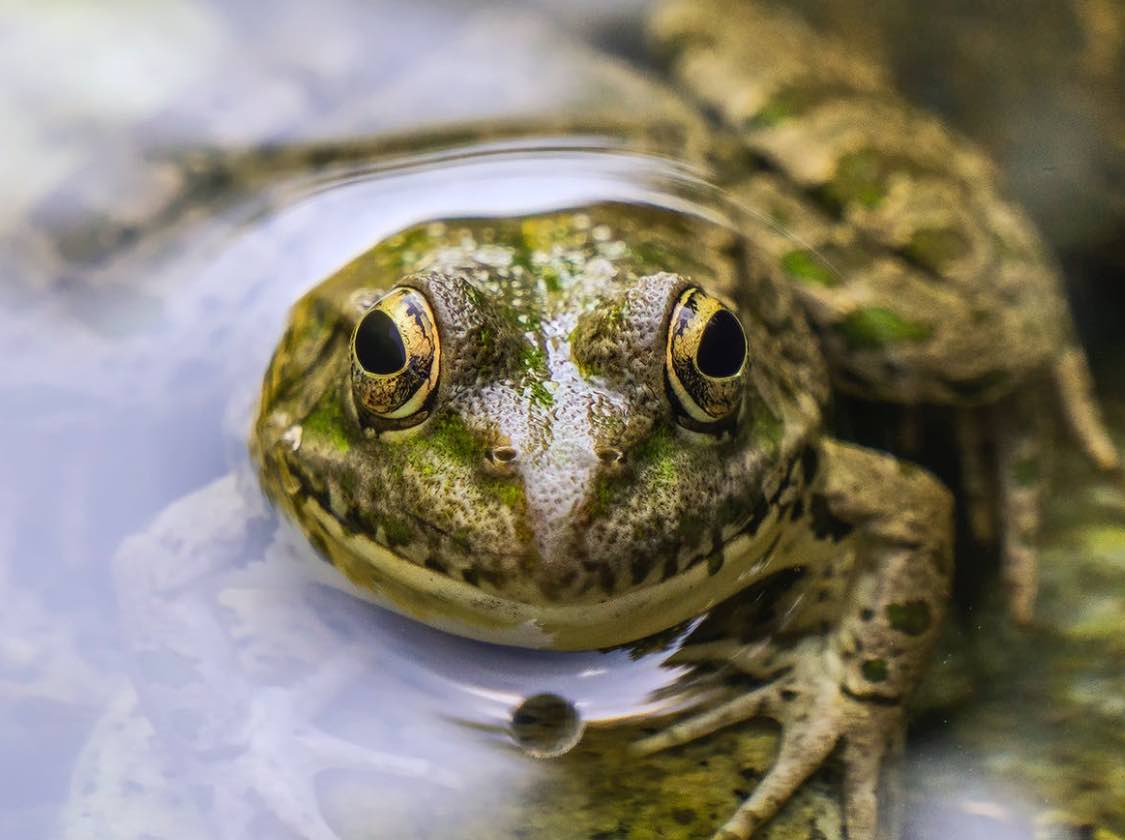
[254,209,825,649]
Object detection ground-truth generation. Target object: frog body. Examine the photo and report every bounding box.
[253,205,954,838]
[238,5,1120,838]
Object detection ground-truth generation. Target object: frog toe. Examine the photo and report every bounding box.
[629,678,782,757]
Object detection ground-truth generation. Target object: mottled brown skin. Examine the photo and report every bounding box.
[254,206,954,838]
[254,208,831,643]
[651,0,1120,621]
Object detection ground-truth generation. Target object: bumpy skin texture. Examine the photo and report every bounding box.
[651,0,1120,621]
[255,207,829,649]
[255,207,954,838]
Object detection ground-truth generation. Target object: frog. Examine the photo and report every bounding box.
[241,6,1121,839]
[248,153,1121,840]
[27,1,1120,839]
[248,203,953,839]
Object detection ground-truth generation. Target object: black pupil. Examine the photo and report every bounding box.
[355,309,406,374]
[696,309,745,378]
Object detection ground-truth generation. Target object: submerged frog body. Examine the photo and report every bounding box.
[254,207,955,838]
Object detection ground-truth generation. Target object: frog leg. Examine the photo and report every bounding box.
[634,440,952,840]
[990,386,1050,623]
[1053,345,1120,472]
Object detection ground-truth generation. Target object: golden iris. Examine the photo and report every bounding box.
[351,287,440,423]
[666,287,747,425]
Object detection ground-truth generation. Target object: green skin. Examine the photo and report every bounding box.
[254,206,954,839]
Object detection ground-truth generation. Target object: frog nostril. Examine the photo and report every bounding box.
[488,446,519,464]
[595,447,625,465]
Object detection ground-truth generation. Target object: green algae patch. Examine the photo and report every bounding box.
[749,407,784,453]
[837,307,933,350]
[862,658,889,682]
[886,601,932,636]
[747,82,846,128]
[515,340,554,408]
[823,149,888,210]
[781,249,838,287]
[303,393,353,453]
[569,302,627,379]
[382,517,413,547]
[1013,456,1041,488]
[403,413,483,479]
[632,425,680,488]
[487,476,526,511]
[903,226,970,273]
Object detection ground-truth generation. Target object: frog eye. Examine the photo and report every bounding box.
[351,287,440,423]
[665,287,748,425]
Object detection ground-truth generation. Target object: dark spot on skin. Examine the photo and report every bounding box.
[707,551,725,576]
[630,556,650,586]
[780,689,798,702]
[671,809,696,826]
[308,531,331,563]
[861,609,875,622]
[461,568,479,587]
[661,554,679,582]
[424,556,448,575]
[939,370,1011,401]
[809,495,854,541]
[685,549,707,570]
[739,767,761,782]
[768,460,796,505]
[789,498,805,521]
[479,567,506,590]
[739,495,772,537]
[886,601,932,636]
[816,589,830,603]
[841,685,901,706]
[598,564,617,595]
[862,659,889,682]
[801,447,819,483]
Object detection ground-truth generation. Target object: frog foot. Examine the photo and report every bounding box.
[632,638,904,840]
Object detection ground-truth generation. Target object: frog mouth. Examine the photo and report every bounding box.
[297,486,793,651]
